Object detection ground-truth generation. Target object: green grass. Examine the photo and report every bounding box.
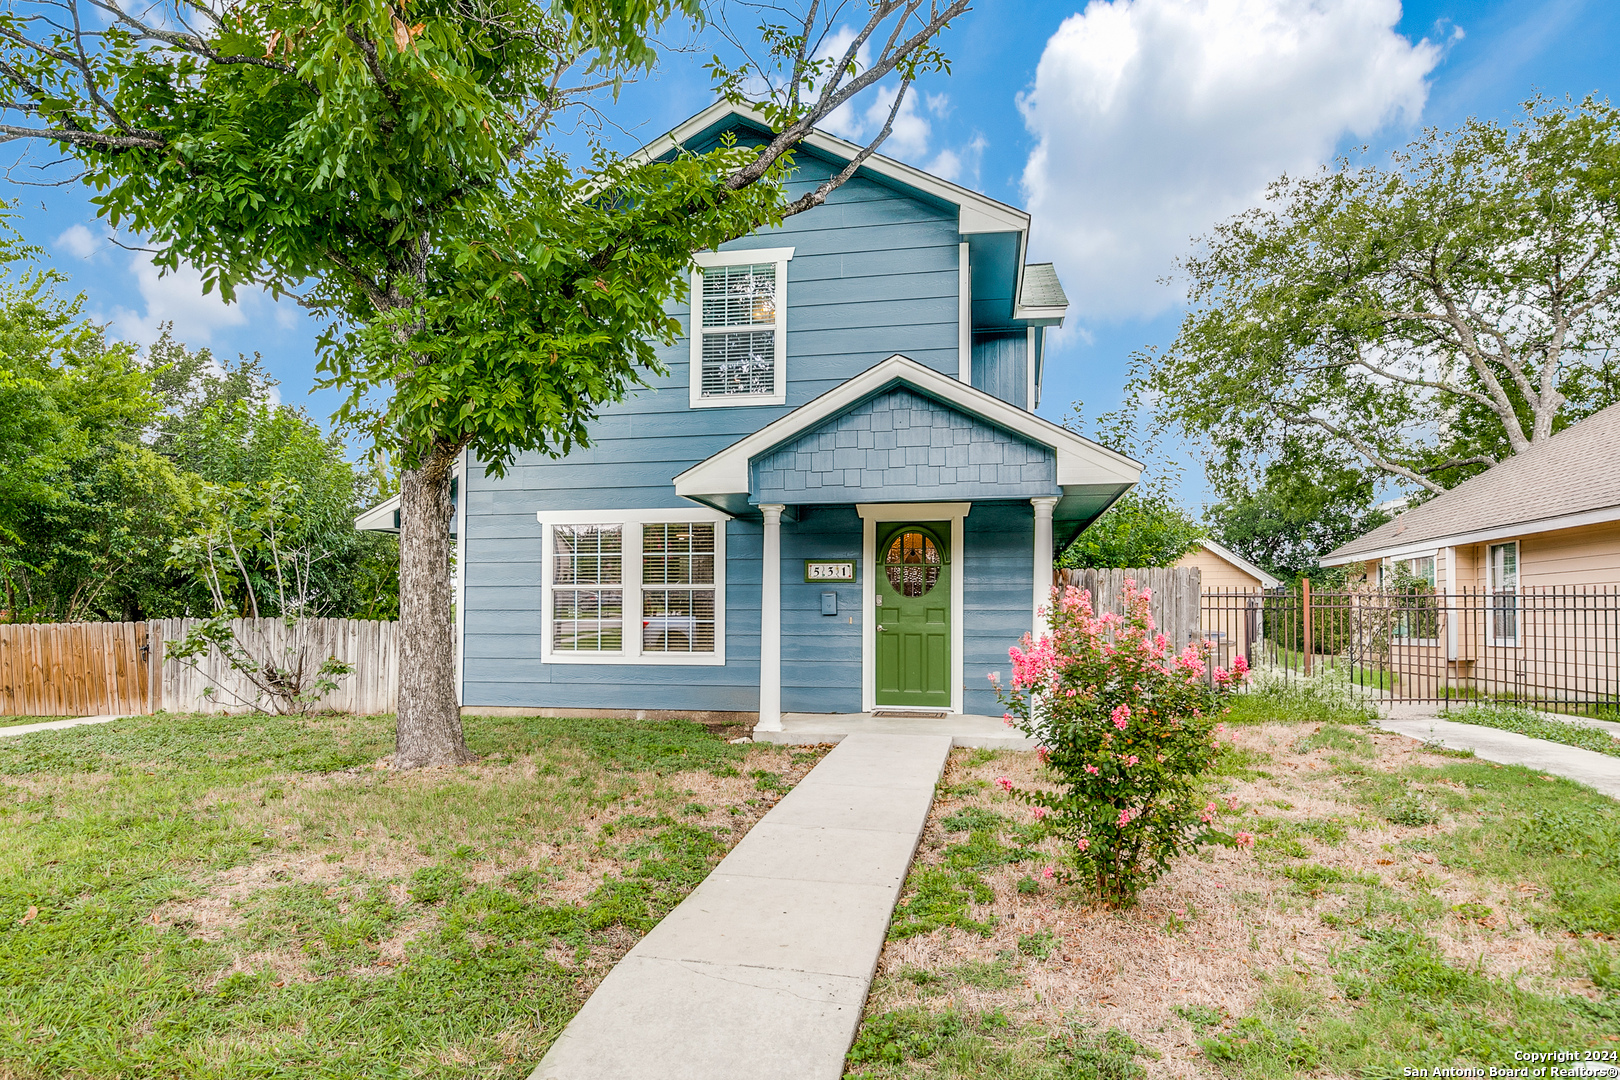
[846,1010,1153,1080]
[1201,932,1619,1080]
[1326,754,1620,935]
[1443,704,1620,758]
[1222,673,1380,727]
[0,710,772,1077]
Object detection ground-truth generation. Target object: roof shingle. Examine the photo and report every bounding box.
[1324,402,1620,562]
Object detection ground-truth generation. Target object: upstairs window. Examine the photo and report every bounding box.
[690,247,793,407]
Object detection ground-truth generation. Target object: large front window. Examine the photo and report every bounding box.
[690,248,792,407]
[542,512,727,664]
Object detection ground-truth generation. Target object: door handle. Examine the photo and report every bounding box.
[877,624,887,632]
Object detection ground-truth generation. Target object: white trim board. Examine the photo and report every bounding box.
[1320,502,1620,566]
[858,503,969,715]
[673,354,1142,504]
[536,506,731,667]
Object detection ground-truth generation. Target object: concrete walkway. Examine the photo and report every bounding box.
[0,715,124,739]
[532,733,952,1080]
[1378,707,1620,800]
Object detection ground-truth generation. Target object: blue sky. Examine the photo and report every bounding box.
[11,0,1616,506]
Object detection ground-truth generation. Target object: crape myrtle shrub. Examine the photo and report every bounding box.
[995,581,1251,907]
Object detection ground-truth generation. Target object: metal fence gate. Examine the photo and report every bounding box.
[1199,585,1620,715]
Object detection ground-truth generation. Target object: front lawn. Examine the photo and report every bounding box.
[846,724,1619,1078]
[0,711,823,1077]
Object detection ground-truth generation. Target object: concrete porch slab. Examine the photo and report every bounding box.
[530,733,952,1080]
[756,711,1034,749]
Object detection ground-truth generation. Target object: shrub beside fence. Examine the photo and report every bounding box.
[0,618,398,716]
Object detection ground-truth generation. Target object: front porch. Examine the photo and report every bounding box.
[753,711,1035,749]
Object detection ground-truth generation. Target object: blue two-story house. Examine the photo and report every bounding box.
[386,103,1142,733]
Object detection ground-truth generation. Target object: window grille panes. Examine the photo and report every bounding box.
[702,263,775,327]
[699,263,777,399]
[642,522,717,653]
[552,525,622,651]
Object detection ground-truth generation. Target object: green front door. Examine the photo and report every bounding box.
[875,522,952,708]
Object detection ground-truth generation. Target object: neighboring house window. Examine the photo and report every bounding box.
[690,247,793,407]
[540,510,727,665]
[1382,555,1438,641]
[1489,541,1518,645]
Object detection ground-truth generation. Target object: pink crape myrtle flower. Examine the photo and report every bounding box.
[1110,704,1131,730]
[1076,837,1091,852]
[1036,745,1051,764]
[1124,755,1140,766]
[1042,866,1056,879]
[1116,807,1141,827]
[1199,802,1218,824]
[1083,764,1099,775]
[1234,831,1255,849]
[1031,806,1050,821]
[1224,794,1240,811]
[995,776,1014,792]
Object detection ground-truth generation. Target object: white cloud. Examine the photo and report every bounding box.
[54,223,100,260]
[1020,0,1440,320]
[863,83,931,158]
[928,133,988,187]
[108,253,255,346]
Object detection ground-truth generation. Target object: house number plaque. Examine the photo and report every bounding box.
[803,560,855,582]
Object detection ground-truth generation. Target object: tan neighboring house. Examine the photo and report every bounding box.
[1320,402,1620,593]
[1319,404,1620,700]
[1176,540,1282,591]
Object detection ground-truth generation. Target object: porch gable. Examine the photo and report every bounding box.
[750,386,1058,505]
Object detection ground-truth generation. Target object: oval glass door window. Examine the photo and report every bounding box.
[884,531,941,597]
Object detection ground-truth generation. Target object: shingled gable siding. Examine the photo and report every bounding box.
[750,388,1059,506]
[459,154,963,713]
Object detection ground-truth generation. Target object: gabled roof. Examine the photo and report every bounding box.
[1199,540,1282,589]
[634,101,1031,236]
[673,354,1140,516]
[1322,403,1620,564]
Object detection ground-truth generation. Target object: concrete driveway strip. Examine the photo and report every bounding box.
[0,715,123,739]
[1378,715,1620,800]
[531,733,953,1080]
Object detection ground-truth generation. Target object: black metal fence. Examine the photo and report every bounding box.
[1199,585,1620,715]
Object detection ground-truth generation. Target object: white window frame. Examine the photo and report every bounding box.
[1382,553,1439,645]
[538,507,729,666]
[1488,539,1520,647]
[689,247,794,408]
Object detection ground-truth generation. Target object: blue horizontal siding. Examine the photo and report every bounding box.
[962,502,1035,715]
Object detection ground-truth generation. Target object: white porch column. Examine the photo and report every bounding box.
[758,504,786,732]
[1031,498,1058,638]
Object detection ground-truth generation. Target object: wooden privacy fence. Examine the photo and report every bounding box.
[1053,567,1203,650]
[0,621,155,716]
[0,618,398,716]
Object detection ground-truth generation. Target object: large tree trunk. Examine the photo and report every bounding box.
[394,439,475,769]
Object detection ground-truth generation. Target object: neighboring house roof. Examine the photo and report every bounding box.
[1198,540,1283,589]
[1321,402,1620,564]
[673,354,1141,531]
